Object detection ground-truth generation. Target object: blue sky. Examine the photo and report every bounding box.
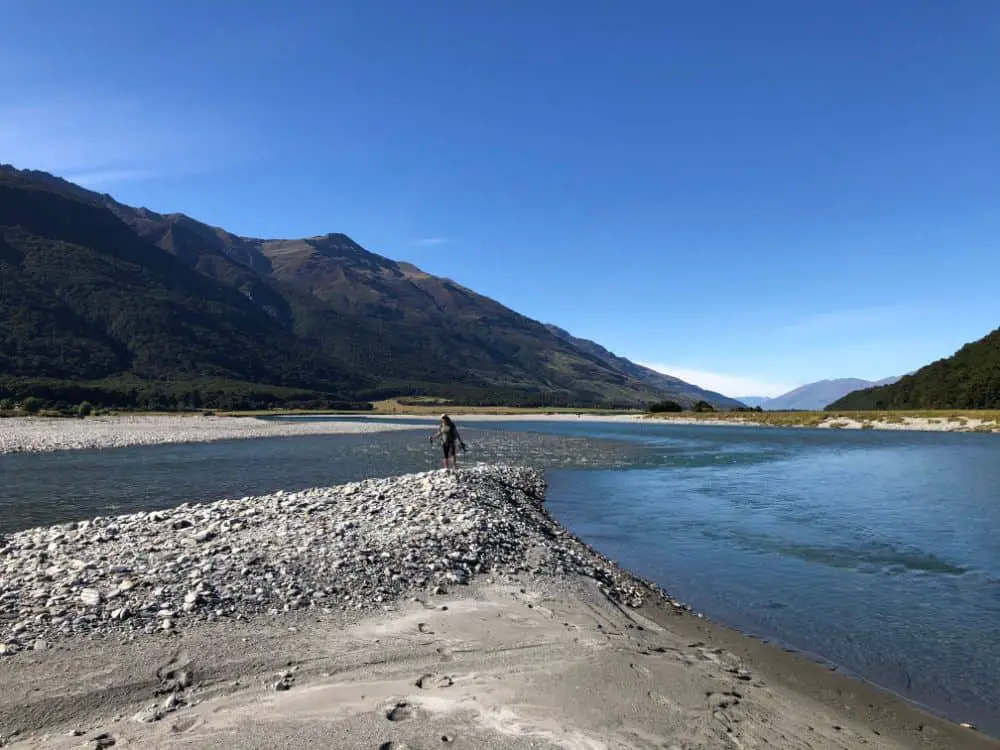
[3,1,1000,397]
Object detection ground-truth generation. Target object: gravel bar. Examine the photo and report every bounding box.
[0,415,422,455]
[0,465,670,655]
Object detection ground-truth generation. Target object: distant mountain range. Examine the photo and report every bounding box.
[0,164,738,411]
[829,328,1000,410]
[735,396,770,408]
[742,377,900,411]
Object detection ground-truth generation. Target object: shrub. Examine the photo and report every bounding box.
[693,400,716,413]
[21,396,43,415]
[648,400,683,413]
[77,401,94,417]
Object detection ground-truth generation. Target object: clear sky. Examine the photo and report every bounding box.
[4,1,1000,397]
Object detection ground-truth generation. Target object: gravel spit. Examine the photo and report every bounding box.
[0,465,666,653]
[0,415,422,455]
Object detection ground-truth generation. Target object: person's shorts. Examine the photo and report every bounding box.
[443,440,457,458]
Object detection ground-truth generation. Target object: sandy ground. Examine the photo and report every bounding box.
[641,415,998,432]
[0,415,423,455]
[2,576,994,750]
[815,416,998,432]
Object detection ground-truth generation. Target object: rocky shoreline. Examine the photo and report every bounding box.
[0,466,666,656]
[0,415,422,455]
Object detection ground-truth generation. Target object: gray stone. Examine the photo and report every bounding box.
[132,705,163,723]
[0,466,668,649]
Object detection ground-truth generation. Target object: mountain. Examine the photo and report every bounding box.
[735,396,770,408]
[542,325,746,409]
[0,165,735,411]
[762,377,900,411]
[828,329,1000,410]
[0,167,364,410]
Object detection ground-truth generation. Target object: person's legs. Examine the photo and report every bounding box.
[442,442,450,470]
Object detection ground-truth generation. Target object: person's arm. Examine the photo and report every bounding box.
[456,428,467,451]
[429,426,441,443]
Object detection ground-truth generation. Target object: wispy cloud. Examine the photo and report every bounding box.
[639,363,794,398]
[410,237,450,247]
[0,95,245,185]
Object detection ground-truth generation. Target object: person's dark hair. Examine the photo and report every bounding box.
[441,414,453,425]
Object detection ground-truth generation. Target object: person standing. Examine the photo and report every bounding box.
[430,414,466,471]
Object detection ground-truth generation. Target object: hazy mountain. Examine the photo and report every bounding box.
[829,330,1000,410]
[735,396,771,408]
[0,164,737,410]
[763,377,900,411]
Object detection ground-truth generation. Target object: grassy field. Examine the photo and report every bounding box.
[368,399,636,416]
[217,399,637,418]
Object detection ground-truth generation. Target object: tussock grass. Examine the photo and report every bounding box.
[220,399,636,418]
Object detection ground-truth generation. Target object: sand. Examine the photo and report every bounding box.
[2,576,995,750]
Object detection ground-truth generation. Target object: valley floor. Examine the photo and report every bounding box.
[361,410,1000,433]
[1,410,997,457]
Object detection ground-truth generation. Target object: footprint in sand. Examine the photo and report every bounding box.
[170,716,200,734]
[418,622,435,635]
[155,648,195,695]
[386,702,415,722]
[416,673,454,689]
[706,691,742,710]
[647,691,682,710]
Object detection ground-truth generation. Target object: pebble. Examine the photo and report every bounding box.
[0,415,423,456]
[132,706,163,724]
[0,466,663,649]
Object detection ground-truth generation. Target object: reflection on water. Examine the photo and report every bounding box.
[1,419,999,736]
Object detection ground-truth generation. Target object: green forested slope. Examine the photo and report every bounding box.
[828,328,1000,409]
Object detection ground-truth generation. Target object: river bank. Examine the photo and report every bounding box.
[335,411,1000,433]
[0,415,423,455]
[0,466,994,749]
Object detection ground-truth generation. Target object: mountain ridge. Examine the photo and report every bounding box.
[751,377,900,411]
[542,325,745,409]
[0,164,735,410]
[828,330,1000,410]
